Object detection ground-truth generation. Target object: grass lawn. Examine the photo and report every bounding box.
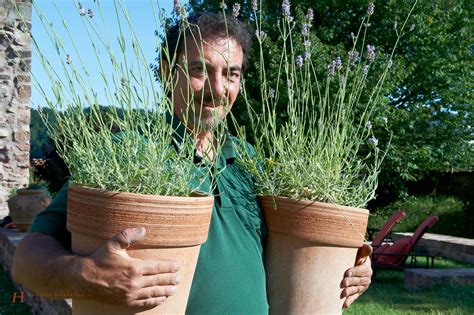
[0,265,32,315]
[345,257,474,315]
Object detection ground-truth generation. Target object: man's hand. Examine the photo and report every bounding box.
[340,244,373,309]
[80,227,181,309]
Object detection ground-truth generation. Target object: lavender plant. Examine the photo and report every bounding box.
[24,0,230,196]
[235,1,418,208]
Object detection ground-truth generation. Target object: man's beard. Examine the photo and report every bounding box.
[189,107,225,130]
[188,96,229,131]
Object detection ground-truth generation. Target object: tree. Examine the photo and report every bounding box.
[184,0,473,202]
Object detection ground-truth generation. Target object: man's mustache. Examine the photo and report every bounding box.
[194,95,229,107]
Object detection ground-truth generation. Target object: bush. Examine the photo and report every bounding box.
[369,195,473,238]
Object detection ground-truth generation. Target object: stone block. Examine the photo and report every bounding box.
[17,84,31,98]
[16,142,30,152]
[405,268,474,290]
[13,130,29,142]
[0,129,9,138]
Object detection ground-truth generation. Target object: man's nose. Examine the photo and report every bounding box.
[206,73,227,100]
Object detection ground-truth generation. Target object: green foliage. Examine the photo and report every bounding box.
[31,1,222,196]
[369,195,473,238]
[189,0,473,200]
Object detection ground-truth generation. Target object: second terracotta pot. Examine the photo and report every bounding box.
[67,183,214,315]
[260,196,369,315]
[8,188,51,232]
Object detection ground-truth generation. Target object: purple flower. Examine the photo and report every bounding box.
[251,0,258,11]
[220,1,227,10]
[368,2,375,16]
[232,3,241,17]
[173,0,185,17]
[66,54,72,65]
[87,8,94,18]
[268,88,275,99]
[327,61,336,77]
[303,51,311,60]
[256,30,267,41]
[366,120,372,129]
[363,64,370,75]
[282,0,291,18]
[295,55,304,67]
[368,136,378,147]
[348,50,360,66]
[335,57,342,70]
[306,8,314,22]
[78,2,86,16]
[301,23,310,36]
[303,40,311,48]
[366,45,376,62]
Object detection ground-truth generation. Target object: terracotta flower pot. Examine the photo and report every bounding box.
[67,183,213,315]
[260,196,369,315]
[7,188,51,232]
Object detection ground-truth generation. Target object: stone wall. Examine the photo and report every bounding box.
[0,0,32,218]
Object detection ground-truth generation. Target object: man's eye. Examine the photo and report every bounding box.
[191,66,204,74]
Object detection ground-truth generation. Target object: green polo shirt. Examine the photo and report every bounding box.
[29,117,269,314]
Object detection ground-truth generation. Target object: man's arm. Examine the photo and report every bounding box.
[12,227,180,308]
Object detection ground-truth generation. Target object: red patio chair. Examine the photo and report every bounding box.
[368,210,406,248]
[372,214,439,270]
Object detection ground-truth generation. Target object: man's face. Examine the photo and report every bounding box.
[171,36,243,131]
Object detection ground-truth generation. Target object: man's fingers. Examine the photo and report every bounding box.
[342,292,360,309]
[136,285,177,300]
[355,244,373,265]
[139,259,180,276]
[141,273,181,288]
[340,285,368,299]
[340,273,371,288]
[345,258,372,278]
[128,296,167,309]
[109,227,146,251]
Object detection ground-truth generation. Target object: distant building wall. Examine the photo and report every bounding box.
[0,0,32,217]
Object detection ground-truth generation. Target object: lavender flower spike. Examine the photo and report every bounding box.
[256,30,267,41]
[295,55,304,67]
[268,88,275,99]
[251,0,258,11]
[348,50,360,66]
[282,0,291,18]
[368,136,378,147]
[335,57,342,70]
[303,51,311,60]
[87,8,94,18]
[232,3,241,17]
[306,8,314,22]
[219,1,227,10]
[368,2,375,16]
[327,61,336,77]
[366,45,376,62]
[363,64,370,75]
[301,24,310,36]
[78,2,86,16]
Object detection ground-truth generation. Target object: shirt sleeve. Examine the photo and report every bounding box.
[29,181,71,250]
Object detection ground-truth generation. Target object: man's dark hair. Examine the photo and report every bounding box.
[161,12,253,72]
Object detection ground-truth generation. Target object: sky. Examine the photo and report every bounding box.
[31,0,175,108]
